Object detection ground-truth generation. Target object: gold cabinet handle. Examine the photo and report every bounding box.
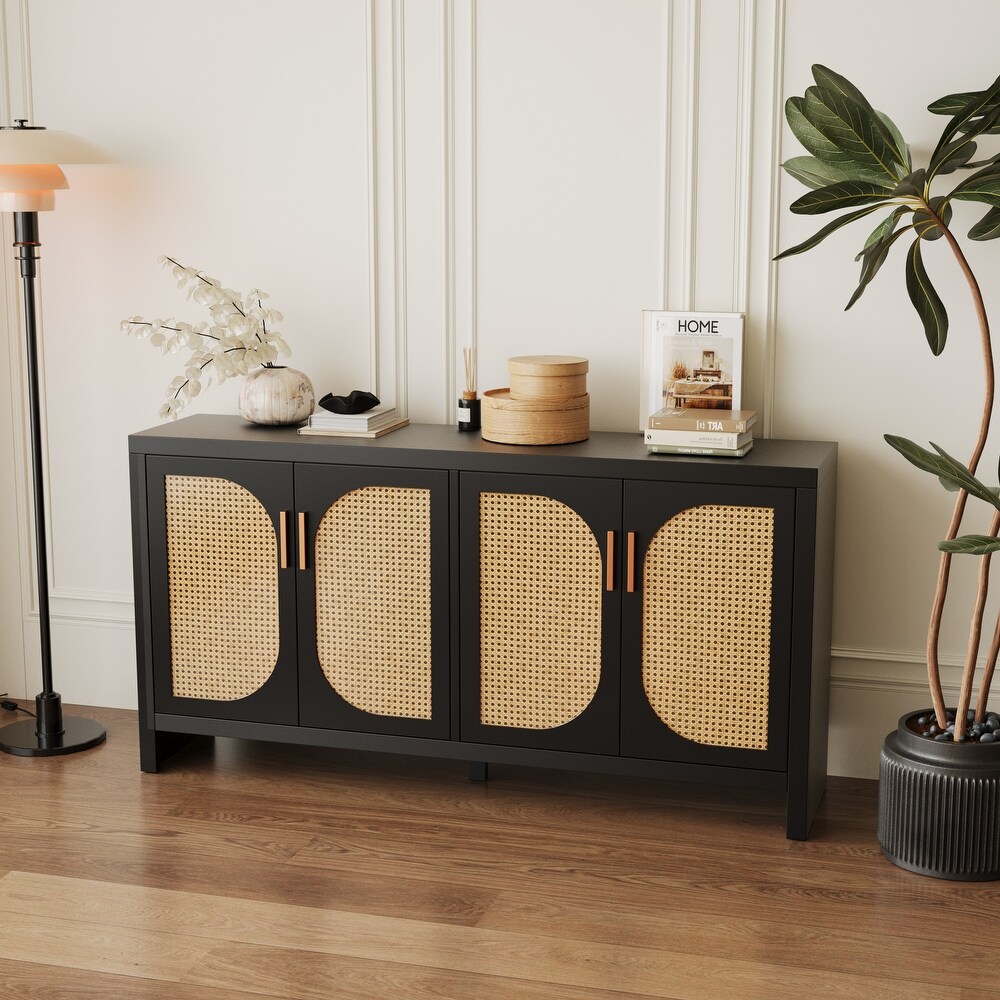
[279,511,289,570]
[626,531,636,593]
[606,531,615,591]
[298,512,307,570]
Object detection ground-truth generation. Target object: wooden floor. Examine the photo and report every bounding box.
[0,706,996,1000]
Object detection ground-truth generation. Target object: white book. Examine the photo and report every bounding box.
[644,428,752,450]
[308,405,397,429]
[646,440,754,458]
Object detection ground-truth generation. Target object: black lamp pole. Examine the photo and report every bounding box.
[0,209,106,755]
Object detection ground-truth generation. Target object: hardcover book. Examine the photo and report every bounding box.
[644,428,752,451]
[297,418,409,439]
[647,407,758,434]
[646,440,754,458]
[639,311,745,431]
[307,404,399,430]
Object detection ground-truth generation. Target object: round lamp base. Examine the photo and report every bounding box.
[0,716,106,757]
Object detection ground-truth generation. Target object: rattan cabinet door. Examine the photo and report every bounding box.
[146,457,298,724]
[621,481,794,771]
[296,464,450,739]
[459,472,621,753]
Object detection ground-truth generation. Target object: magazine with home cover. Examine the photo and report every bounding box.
[639,311,745,431]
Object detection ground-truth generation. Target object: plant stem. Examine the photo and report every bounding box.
[926,203,996,725]
[956,508,1000,738]
[170,348,246,400]
[977,608,1000,724]
[164,255,248,317]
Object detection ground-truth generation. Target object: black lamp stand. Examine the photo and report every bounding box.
[0,211,106,755]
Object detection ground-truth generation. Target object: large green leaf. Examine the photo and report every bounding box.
[781,155,888,189]
[785,96,859,166]
[970,206,1000,240]
[774,204,885,260]
[905,239,948,354]
[892,169,926,198]
[790,180,896,215]
[801,86,906,182]
[929,76,1000,170]
[811,66,874,112]
[884,436,1000,510]
[933,139,979,175]
[939,535,1000,555]
[950,172,1000,208]
[929,90,1000,134]
[845,210,910,309]
[811,65,911,169]
[929,91,983,116]
[878,111,911,171]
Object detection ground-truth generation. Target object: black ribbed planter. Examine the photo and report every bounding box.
[878,711,1000,880]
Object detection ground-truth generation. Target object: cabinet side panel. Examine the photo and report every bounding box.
[479,492,602,729]
[314,486,433,720]
[643,504,774,750]
[164,475,279,700]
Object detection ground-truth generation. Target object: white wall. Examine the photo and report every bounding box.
[1,0,999,778]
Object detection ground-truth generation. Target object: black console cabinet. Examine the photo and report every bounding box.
[129,415,836,839]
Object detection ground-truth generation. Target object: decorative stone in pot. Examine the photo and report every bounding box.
[878,710,1000,881]
[239,365,315,426]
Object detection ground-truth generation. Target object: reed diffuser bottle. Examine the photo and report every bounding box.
[458,347,480,432]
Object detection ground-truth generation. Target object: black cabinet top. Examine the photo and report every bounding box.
[129,414,836,489]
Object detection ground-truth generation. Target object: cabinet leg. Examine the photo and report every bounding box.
[786,773,826,840]
[468,761,489,783]
[140,727,198,773]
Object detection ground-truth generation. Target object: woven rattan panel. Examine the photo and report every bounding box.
[164,475,279,701]
[642,504,773,750]
[315,487,433,720]
[479,492,602,729]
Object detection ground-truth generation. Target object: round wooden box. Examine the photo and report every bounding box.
[481,388,590,445]
[508,355,588,401]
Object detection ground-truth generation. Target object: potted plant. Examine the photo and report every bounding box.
[777,65,1000,879]
[124,256,314,425]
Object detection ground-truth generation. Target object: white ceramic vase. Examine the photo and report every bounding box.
[239,365,315,425]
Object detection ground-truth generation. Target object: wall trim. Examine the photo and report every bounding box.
[831,653,988,701]
[0,0,33,697]
[365,0,380,396]
[741,0,785,434]
[731,0,754,312]
[391,0,409,416]
[443,0,456,420]
[365,0,409,415]
[449,0,477,411]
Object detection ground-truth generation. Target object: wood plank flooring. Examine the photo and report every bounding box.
[0,705,995,999]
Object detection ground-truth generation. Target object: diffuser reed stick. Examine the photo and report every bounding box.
[458,347,480,431]
[463,347,477,399]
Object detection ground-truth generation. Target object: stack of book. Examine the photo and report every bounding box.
[644,407,757,458]
[298,404,409,438]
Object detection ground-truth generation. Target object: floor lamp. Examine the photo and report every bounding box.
[0,120,111,756]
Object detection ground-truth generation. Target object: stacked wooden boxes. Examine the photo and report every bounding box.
[481,355,589,445]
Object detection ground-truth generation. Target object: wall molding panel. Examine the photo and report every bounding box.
[447,0,477,417]
[0,0,33,697]
[745,0,785,432]
[662,0,699,312]
[367,0,409,416]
